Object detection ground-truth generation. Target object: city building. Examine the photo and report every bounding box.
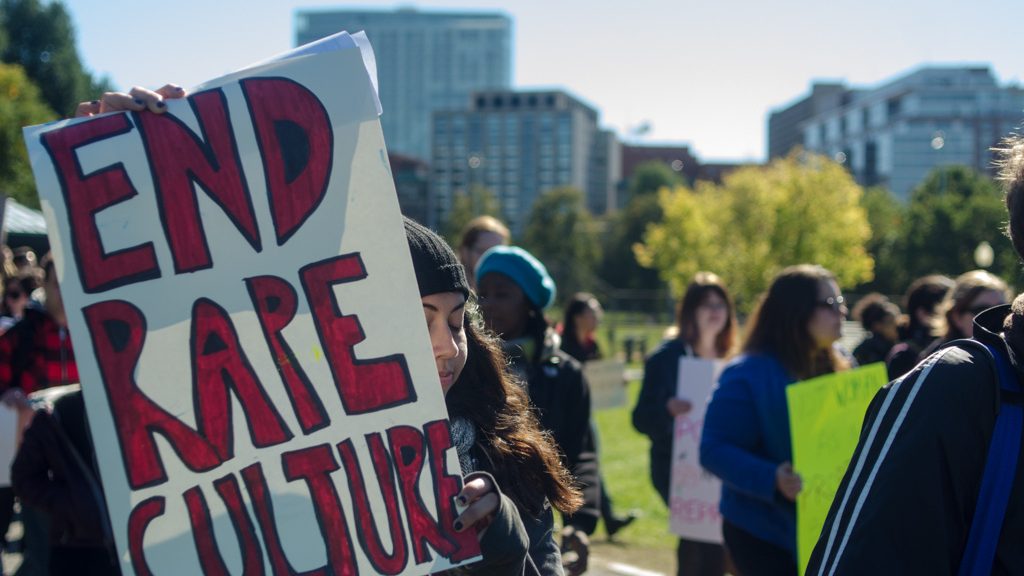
[294,7,512,161]
[771,66,1024,199]
[767,83,848,159]
[388,153,432,226]
[431,89,622,233]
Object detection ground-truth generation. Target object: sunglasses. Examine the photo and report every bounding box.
[815,295,846,312]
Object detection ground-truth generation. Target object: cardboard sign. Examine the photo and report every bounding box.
[786,363,887,574]
[0,403,15,486]
[669,356,723,543]
[22,33,478,575]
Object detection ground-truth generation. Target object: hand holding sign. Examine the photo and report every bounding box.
[775,461,803,501]
[74,84,188,117]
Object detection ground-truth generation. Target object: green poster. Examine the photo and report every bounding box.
[786,363,888,574]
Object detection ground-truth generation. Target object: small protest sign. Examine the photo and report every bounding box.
[786,362,887,574]
[22,33,478,575]
[669,356,723,543]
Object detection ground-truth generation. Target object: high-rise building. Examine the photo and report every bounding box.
[772,66,1024,199]
[432,89,621,233]
[294,7,512,161]
[767,83,848,159]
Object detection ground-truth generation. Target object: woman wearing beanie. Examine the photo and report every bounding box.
[403,218,582,576]
[475,247,601,561]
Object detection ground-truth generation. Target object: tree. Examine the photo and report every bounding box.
[442,184,504,246]
[900,165,1020,286]
[636,153,874,311]
[857,186,908,295]
[598,193,663,291]
[0,0,110,117]
[0,62,56,208]
[521,187,601,301]
[628,160,684,200]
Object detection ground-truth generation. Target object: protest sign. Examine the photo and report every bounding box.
[786,362,887,574]
[0,403,15,486]
[669,356,723,543]
[583,359,626,409]
[22,33,478,575]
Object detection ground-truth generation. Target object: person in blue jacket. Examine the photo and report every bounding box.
[700,264,850,576]
[633,271,738,576]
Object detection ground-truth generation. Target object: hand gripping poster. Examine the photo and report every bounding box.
[21,33,480,575]
[669,356,723,543]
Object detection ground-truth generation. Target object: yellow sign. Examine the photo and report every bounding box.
[786,363,887,574]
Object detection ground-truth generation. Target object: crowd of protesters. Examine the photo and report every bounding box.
[4,85,1024,576]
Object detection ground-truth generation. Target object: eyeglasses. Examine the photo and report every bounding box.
[5,290,22,299]
[815,295,846,312]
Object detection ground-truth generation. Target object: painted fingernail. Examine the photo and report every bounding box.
[453,520,463,532]
[133,98,145,106]
[90,100,99,106]
[156,101,166,109]
[456,495,467,506]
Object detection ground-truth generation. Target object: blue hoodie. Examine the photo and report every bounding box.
[700,352,797,554]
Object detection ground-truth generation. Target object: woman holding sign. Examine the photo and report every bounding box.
[634,271,737,576]
[701,264,849,576]
[406,218,582,576]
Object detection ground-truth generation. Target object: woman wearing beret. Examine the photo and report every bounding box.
[475,246,601,571]
[405,220,582,576]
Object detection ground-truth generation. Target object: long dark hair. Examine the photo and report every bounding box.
[675,272,737,358]
[743,264,849,380]
[445,301,583,515]
[561,292,597,350]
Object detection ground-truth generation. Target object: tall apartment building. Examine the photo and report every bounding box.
[431,90,621,233]
[294,7,512,161]
[767,83,848,159]
[771,66,1024,199]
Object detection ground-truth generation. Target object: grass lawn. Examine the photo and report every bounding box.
[590,375,678,569]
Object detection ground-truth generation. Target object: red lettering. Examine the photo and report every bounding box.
[135,89,261,273]
[128,496,164,576]
[337,436,408,574]
[387,425,458,564]
[245,275,328,434]
[241,77,333,245]
[281,444,358,575]
[191,298,292,460]
[83,300,221,489]
[241,463,326,576]
[184,486,230,576]
[213,475,265,575]
[300,254,415,415]
[40,114,160,293]
[425,420,479,561]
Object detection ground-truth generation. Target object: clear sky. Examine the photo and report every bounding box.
[62,0,1024,162]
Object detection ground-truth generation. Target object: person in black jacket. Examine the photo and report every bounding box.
[806,135,1024,575]
[406,218,582,576]
[11,385,120,576]
[634,272,737,576]
[850,293,901,366]
[475,246,599,575]
[885,274,953,380]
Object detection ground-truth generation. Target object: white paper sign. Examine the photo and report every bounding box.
[0,404,16,486]
[669,356,723,543]
[22,34,478,575]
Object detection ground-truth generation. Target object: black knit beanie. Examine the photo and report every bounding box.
[404,217,470,299]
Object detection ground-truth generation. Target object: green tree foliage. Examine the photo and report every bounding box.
[636,153,874,311]
[857,186,908,294]
[598,161,681,292]
[0,0,107,117]
[522,187,601,300]
[628,160,684,200]
[0,62,56,207]
[442,184,504,246]
[901,165,1020,286]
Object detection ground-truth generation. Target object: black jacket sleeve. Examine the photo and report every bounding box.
[632,347,676,444]
[806,345,998,575]
[557,365,600,535]
[457,471,538,576]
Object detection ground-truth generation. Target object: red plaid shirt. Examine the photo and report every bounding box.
[0,308,78,395]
